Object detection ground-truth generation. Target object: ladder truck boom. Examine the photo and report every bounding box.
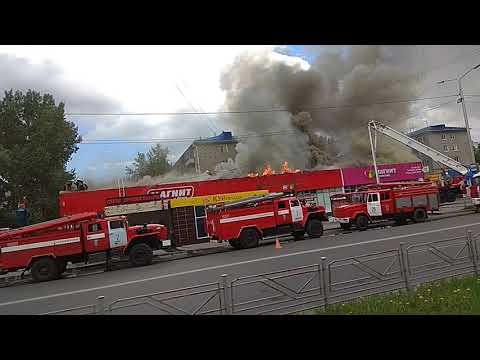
[368,120,470,176]
[368,120,480,209]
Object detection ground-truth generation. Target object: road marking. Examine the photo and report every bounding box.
[1,221,480,308]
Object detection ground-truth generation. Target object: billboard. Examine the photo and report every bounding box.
[341,162,424,187]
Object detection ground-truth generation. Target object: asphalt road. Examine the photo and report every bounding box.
[1,212,480,314]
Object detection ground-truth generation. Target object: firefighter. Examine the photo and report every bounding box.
[75,179,88,191]
[64,181,73,191]
[105,249,112,272]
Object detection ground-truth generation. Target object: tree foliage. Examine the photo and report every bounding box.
[125,144,172,180]
[0,90,80,226]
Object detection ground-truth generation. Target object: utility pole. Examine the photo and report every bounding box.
[438,63,480,167]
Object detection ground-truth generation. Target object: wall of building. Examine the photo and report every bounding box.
[172,145,197,173]
[196,142,237,172]
[412,130,474,170]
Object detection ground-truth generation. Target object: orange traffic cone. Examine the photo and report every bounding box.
[275,237,282,249]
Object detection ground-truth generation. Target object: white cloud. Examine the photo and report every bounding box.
[0,46,311,146]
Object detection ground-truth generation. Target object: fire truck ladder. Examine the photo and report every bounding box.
[210,192,288,211]
[367,120,473,179]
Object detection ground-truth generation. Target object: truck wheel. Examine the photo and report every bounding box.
[340,223,351,230]
[412,208,427,223]
[355,215,369,231]
[228,239,242,249]
[129,243,153,267]
[239,229,259,249]
[31,257,59,282]
[292,231,305,241]
[306,219,323,238]
[447,191,457,203]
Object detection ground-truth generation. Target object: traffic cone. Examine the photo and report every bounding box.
[275,237,282,249]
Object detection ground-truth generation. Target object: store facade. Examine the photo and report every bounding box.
[58,162,423,246]
[341,162,424,193]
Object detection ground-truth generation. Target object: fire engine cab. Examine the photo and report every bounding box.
[329,182,440,231]
[0,212,170,282]
[206,192,327,249]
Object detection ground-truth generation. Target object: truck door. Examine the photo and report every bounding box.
[85,221,110,253]
[276,200,290,226]
[289,199,304,223]
[108,220,128,248]
[367,193,382,217]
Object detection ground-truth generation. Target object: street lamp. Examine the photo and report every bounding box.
[437,63,480,167]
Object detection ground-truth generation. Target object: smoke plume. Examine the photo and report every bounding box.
[218,46,420,173]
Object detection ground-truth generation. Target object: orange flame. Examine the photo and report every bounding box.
[262,164,275,176]
[281,161,293,174]
[246,162,302,177]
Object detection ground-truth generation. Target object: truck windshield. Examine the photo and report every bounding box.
[330,193,366,209]
[350,193,366,203]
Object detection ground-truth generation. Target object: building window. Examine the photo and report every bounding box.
[454,155,460,162]
[450,134,455,140]
[194,206,208,239]
[441,134,447,140]
[452,144,459,151]
[443,145,449,152]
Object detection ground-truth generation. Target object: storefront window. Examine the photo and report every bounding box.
[194,205,209,240]
[316,188,343,214]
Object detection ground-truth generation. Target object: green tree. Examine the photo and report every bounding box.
[125,144,172,180]
[0,90,81,225]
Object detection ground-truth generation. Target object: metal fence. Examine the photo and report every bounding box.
[43,229,480,315]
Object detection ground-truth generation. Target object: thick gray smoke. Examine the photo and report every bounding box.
[219,46,422,172]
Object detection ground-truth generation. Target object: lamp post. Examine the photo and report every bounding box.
[437,63,480,167]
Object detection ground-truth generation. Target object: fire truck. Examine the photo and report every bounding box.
[329,182,440,230]
[367,120,480,207]
[206,192,327,249]
[0,212,170,282]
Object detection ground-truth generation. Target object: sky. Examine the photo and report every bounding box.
[0,45,480,183]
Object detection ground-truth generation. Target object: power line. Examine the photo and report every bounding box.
[174,81,217,136]
[67,94,459,117]
[80,130,298,144]
[80,101,457,145]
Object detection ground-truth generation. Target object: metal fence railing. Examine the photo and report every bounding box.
[44,229,480,315]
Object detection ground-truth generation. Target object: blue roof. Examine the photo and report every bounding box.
[194,131,238,144]
[409,124,467,137]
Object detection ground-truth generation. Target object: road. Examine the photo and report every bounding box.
[1,212,480,314]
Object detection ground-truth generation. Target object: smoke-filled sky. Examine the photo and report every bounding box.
[1,45,480,184]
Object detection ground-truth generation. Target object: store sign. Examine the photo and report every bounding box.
[342,162,424,186]
[146,186,194,198]
[105,200,170,216]
[170,190,269,209]
[106,186,194,206]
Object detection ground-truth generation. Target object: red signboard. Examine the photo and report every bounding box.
[341,162,424,187]
[59,169,343,216]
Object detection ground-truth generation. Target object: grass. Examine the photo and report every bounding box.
[317,276,480,314]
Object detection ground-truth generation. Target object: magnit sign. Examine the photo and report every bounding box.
[106,186,195,206]
[146,186,194,199]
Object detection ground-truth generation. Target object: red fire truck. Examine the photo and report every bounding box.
[0,212,170,282]
[329,182,440,231]
[206,192,327,249]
